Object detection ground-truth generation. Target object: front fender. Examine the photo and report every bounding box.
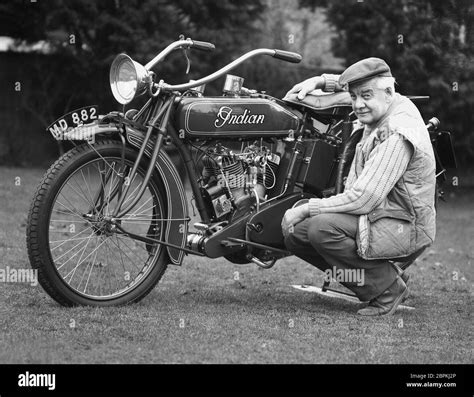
[126,126,189,265]
[63,120,189,266]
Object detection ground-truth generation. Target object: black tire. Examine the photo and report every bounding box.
[26,139,169,306]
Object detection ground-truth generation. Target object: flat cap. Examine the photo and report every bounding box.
[339,57,392,87]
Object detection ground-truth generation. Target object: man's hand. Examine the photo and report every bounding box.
[281,203,310,238]
[284,76,322,100]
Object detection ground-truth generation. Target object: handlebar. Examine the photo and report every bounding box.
[145,38,214,70]
[141,38,301,92]
[160,48,302,92]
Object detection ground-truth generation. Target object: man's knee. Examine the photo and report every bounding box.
[284,234,296,251]
[307,214,337,249]
[283,219,310,251]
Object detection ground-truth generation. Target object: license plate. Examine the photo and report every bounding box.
[47,105,98,139]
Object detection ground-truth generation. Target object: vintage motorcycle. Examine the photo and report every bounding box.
[26,38,457,306]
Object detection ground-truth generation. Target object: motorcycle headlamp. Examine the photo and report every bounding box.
[110,54,150,105]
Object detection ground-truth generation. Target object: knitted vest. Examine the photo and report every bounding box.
[354,93,436,260]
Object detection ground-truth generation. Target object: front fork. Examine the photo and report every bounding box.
[112,97,173,218]
[85,97,172,219]
[85,95,204,257]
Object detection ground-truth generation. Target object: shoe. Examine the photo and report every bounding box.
[357,277,408,316]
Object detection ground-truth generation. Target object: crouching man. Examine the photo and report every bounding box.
[281,57,436,316]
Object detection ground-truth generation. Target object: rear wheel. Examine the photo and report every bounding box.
[26,140,168,306]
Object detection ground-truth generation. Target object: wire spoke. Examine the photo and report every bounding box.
[113,234,128,273]
[121,172,141,205]
[107,238,122,293]
[87,145,123,178]
[76,236,100,291]
[69,173,95,208]
[127,195,154,217]
[49,219,90,223]
[55,231,96,265]
[64,230,96,283]
[59,192,87,217]
[48,155,165,299]
[50,227,91,251]
[82,166,96,206]
[50,235,94,245]
[54,200,88,223]
[115,234,153,266]
[122,204,156,218]
[108,235,142,272]
[63,235,109,281]
[83,237,102,293]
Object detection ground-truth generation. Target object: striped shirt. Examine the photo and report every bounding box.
[308,127,413,217]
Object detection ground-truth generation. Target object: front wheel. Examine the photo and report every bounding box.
[26,139,169,306]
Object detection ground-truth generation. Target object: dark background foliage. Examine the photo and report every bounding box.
[302,0,474,166]
[0,0,472,168]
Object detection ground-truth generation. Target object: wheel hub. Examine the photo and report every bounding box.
[84,213,120,236]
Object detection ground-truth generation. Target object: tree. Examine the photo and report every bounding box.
[233,0,344,99]
[300,0,474,166]
[0,0,265,164]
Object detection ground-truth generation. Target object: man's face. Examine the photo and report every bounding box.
[349,79,393,126]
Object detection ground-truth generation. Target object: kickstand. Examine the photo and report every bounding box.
[322,279,330,292]
[320,279,358,299]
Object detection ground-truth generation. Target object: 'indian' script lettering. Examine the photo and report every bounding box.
[214,106,265,128]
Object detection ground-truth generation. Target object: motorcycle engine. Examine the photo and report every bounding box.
[200,142,280,221]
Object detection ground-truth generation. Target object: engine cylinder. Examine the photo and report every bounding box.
[221,160,245,189]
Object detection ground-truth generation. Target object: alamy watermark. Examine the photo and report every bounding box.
[0,266,38,287]
[18,371,55,391]
[324,266,365,287]
[217,171,255,188]
[48,124,96,143]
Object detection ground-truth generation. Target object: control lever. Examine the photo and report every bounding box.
[179,34,191,74]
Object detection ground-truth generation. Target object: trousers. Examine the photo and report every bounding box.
[283,213,398,301]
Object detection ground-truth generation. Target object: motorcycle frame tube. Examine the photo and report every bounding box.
[113,98,173,218]
[113,223,204,256]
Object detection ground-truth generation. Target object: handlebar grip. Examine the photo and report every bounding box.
[272,50,302,63]
[191,40,215,52]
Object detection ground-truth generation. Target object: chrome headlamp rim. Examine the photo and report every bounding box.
[109,53,150,105]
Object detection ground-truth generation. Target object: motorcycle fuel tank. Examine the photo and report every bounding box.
[175,97,300,138]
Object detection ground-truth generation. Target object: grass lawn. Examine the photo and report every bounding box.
[0,165,472,363]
